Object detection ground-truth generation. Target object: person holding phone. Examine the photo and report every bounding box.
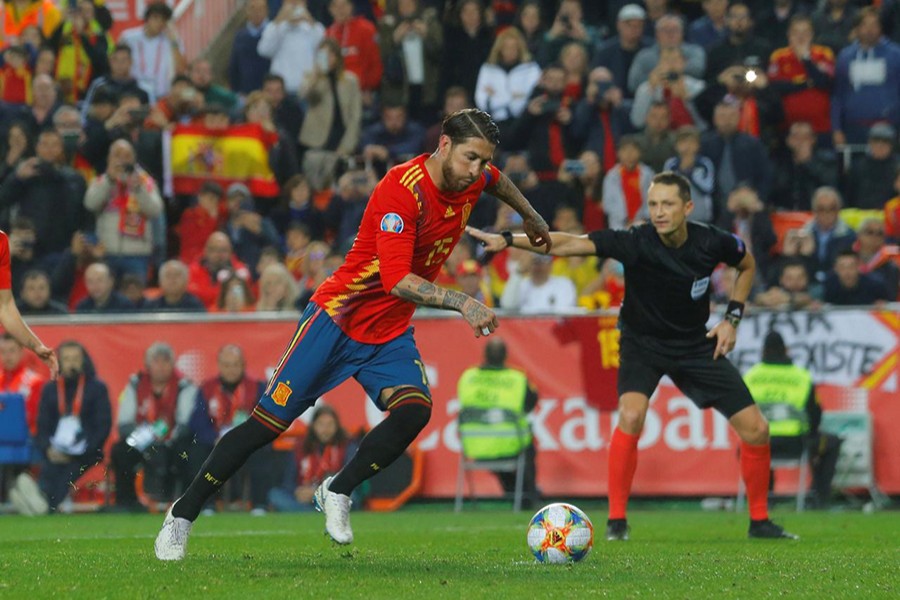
[83,139,162,283]
[630,47,706,130]
[0,129,87,264]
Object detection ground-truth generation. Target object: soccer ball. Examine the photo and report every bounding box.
[526,502,594,564]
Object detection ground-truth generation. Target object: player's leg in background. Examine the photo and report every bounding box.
[729,404,771,522]
[608,392,649,522]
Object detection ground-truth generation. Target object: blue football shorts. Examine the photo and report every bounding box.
[252,302,430,432]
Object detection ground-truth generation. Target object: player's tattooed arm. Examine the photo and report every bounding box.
[490,172,552,251]
[391,273,499,337]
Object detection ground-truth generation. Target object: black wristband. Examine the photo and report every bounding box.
[725,300,745,327]
[500,230,514,249]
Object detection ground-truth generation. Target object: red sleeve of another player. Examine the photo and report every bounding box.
[374,180,419,294]
[0,233,11,290]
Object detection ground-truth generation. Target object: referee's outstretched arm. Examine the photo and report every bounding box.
[466,227,594,257]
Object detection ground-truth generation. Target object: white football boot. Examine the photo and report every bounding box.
[313,476,353,544]
[154,505,193,560]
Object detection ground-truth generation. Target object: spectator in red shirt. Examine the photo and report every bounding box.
[326,0,382,109]
[176,181,226,265]
[0,45,32,105]
[269,403,356,512]
[187,231,250,309]
[767,15,835,136]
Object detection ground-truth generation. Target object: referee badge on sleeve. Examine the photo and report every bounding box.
[690,277,710,300]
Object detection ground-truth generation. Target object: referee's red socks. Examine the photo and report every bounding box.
[740,441,771,521]
[608,427,640,520]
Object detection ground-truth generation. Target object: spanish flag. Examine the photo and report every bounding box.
[170,123,280,197]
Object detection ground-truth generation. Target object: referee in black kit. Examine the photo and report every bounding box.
[467,171,797,542]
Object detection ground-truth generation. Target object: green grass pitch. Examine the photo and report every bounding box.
[1,505,896,599]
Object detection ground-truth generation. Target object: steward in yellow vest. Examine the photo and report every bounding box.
[744,331,842,508]
[457,338,539,507]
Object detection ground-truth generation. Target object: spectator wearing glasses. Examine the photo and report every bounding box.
[845,123,900,210]
[784,186,856,283]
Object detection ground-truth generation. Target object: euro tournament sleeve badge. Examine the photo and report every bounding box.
[380,212,404,233]
[271,381,293,407]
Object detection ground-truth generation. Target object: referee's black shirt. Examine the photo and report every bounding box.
[588,222,747,340]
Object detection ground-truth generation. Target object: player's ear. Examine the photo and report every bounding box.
[683,199,694,216]
[438,134,452,157]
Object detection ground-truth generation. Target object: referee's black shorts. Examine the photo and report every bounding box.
[617,331,755,418]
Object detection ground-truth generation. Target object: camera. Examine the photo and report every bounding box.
[35,160,55,176]
[562,159,586,176]
[128,107,149,121]
[122,163,136,175]
[542,97,561,115]
[744,69,758,83]
[665,71,680,82]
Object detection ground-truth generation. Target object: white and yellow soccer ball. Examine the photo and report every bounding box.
[526,502,594,564]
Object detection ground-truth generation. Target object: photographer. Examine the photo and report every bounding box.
[322,169,379,251]
[541,0,600,65]
[145,75,204,130]
[0,129,87,266]
[783,187,856,283]
[8,217,40,297]
[631,47,705,130]
[110,342,198,511]
[570,66,628,172]
[83,139,163,283]
[510,63,577,179]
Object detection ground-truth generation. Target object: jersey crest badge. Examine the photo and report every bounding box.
[690,277,710,300]
[380,213,404,233]
[271,382,293,407]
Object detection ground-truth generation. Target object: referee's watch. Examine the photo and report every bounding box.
[500,230,514,249]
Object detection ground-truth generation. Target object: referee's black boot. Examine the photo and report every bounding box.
[748,519,799,540]
[605,519,630,541]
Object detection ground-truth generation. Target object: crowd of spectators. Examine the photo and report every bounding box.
[0,0,898,325]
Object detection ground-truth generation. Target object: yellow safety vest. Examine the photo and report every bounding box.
[744,362,812,437]
[457,367,531,459]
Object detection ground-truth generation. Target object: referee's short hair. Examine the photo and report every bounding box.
[652,171,693,203]
[442,108,500,146]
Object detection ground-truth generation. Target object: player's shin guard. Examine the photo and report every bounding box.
[172,415,280,521]
[608,427,640,520]
[328,387,432,496]
[741,441,771,521]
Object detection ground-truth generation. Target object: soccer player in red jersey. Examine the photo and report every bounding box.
[155,109,551,560]
[0,230,57,378]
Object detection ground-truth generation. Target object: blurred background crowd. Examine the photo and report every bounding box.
[0,0,898,321]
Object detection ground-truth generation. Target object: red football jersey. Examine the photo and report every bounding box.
[0,231,11,290]
[312,154,501,343]
[767,45,835,133]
